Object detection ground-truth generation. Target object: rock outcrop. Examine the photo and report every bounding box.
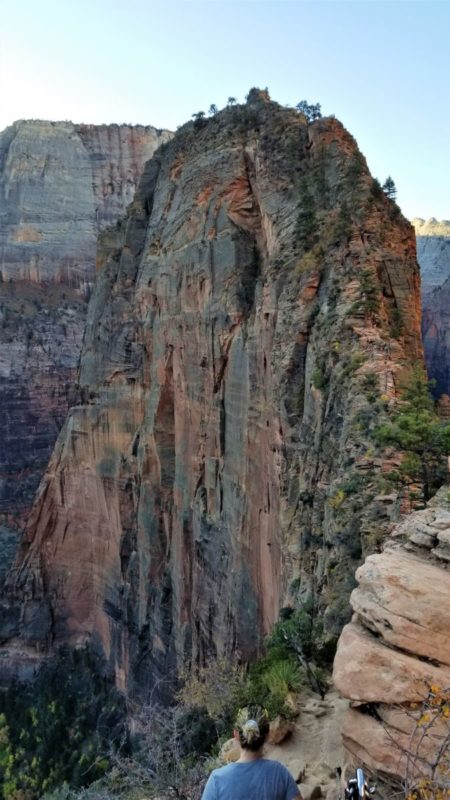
[413,218,450,397]
[0,93,423,696]
[0,121,172,577]
[333,488,450,788]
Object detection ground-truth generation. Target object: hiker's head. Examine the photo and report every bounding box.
[234,706,270,751]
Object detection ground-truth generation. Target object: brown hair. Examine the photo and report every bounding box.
[235,706,270,751]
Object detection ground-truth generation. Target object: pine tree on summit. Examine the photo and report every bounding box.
[295,100,322,121]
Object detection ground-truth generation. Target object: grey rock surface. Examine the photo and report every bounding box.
[0,119,172,568]
[413,218,450,396]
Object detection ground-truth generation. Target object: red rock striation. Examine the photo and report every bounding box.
[0,94,423,695]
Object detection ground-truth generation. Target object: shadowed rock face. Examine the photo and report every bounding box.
[333,488,450,787]
[0,96,422,696]
[413,218,450,397]
[0,121,172,572]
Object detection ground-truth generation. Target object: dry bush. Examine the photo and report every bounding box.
[387,685,450,800]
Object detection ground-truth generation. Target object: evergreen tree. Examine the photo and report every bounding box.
[382,175,397,200]
[376,369,450,501]
[296,100,322,122]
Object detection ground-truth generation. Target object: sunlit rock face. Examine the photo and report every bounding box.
[333,488,450,788]
[0,94,422,696]
[0,120,172,576]
[413,218,450,397]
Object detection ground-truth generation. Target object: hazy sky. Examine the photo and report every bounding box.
[1,0,448,221]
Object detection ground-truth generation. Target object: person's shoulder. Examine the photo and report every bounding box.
[261,758,291,772]
[210,762,240,776]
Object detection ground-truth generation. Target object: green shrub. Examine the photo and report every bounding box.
[263,659,303,696]
[375,369,450,502]
[241,649,304,719]
[311,367,327,390]
[362,372,378,391]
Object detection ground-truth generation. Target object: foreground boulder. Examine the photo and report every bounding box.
[333,488,450,789]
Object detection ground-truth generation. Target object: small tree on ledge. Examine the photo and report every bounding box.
[382,175,397,200]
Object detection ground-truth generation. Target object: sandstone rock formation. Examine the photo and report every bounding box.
[413,218,450,397]
[333,487,450,788]
[0,92,423,695]
[0,120,172,576]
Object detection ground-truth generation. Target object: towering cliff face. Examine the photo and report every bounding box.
[413,218,450,396]
[0,93,422,696]
[0,121,172,576]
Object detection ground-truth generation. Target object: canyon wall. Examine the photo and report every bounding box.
[0,120,172,576]
[414,218,450,397]
[0,92,423,696]
[333,487,450,790]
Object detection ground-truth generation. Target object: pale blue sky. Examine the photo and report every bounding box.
[1,0,448,220]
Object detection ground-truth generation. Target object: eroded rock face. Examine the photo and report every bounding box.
[333,488,450,786]
[0,120,172,574]
[0,95,422,695]
[413,218,450,397]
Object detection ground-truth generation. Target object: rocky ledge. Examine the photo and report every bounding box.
[333,487,450,789]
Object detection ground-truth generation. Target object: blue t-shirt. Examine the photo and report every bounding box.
[201,758,301,800]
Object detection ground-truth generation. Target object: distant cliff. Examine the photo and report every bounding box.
[0,120,172,575]
[0,93,422,696]
[413,218,450,396]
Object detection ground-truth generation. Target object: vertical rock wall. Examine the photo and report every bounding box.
[0,96,423,697]
[413,218,450,397]
[0,121,172,575]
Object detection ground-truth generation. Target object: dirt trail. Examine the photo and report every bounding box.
[265,689,348,800]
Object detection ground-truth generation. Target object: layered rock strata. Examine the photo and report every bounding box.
[413,218,450,396]
[0,92,423,695]
[0,121,171,573]
[333,487,450,788]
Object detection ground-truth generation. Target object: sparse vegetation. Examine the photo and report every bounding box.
[376,369,450,502]
[295,100,322,122]
[390,685,450,800]
[359,269,380,316]
[296,177,319,250]
[382,175,397,201]
[311,366,327,390]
